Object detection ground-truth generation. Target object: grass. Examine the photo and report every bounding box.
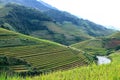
[0,28,90,72]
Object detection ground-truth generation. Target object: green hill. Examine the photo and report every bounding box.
[71,39,108,55]
[0,28,92,73]
[0,4,93,45]
[0,3,114,45]
[44,9,114,37]
[0,0,56,11]
[71,32,120,55]
[108,31,120,39]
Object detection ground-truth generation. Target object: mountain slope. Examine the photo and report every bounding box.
[0,0,115,45]
[0,4,93,45]
[71,32,120,55]
[0,28,93,73]
[109,31,120,39]
[0,0,112,36]
[71,39,107,55]
[43,9,113,37]
[0,0,56,11]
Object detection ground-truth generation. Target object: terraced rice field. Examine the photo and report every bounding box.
[2,51,120,80]
[0,28,89,72]
[71,39,107,55]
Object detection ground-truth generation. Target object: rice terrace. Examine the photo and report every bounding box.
[0,0,120,80]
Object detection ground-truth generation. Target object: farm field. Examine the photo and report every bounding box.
[0,28,91,73]
[1,51,120,80]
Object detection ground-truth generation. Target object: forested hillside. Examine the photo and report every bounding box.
[0,0,115,45]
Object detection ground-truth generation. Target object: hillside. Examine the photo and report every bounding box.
[0,1,115,45]
[1,0,113,36]
[1,49,120,80]
[0,4,94,45]
[71,32,120,55]
[108,31,120,39]
[71,39,108,55]
[44,10,113,37]
[0,0,56,11]
[0,28,92,73]
[29,51,120,80]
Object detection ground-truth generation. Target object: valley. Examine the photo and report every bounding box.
[0,0,120,80]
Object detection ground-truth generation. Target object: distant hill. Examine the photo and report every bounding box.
[71,39,107,55]
[43,10,113,37]
[0,0,115,45]
[0,0,56,11]
[0,4,92,45]
[109,31,120,39]
[71,32,120,55]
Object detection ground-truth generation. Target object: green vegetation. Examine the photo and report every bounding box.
[0,28,91,73]
[0,51,120,80]
[109,31,120,39]
[0,1,118,80]
[31,21,93,45]
[71,34,120,55]
[71,39,108,55]
[44,9,114,37]
[0,4,92,45]
[0,3,114,45]
[0,55,30,73]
